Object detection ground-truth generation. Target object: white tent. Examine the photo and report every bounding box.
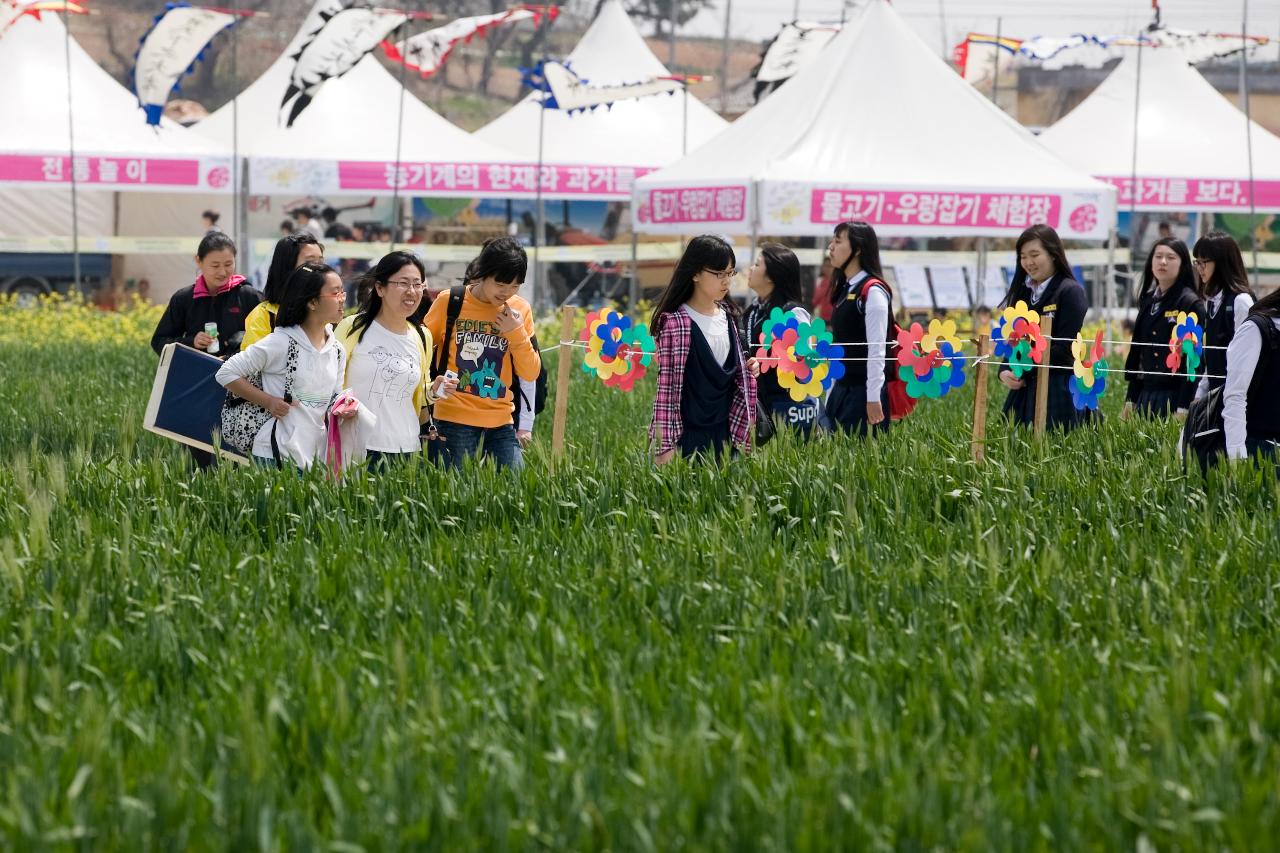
[195,5,519,199]
[195,3,638,202]
[474,0,727,173]
[634,0,1114,240]
[0,12,230,238]
[0,13,236,299]
[1038,47,1280,212]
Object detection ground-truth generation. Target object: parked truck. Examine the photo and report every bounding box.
[0,252,111,302]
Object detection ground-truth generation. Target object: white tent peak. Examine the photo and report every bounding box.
[0,12,221,156]
[474,0,727,168]
[564,0,669,80]
[1039,46,1280,211]
[195,0,515,165]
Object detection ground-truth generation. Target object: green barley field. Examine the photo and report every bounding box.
[1,302,1278,850]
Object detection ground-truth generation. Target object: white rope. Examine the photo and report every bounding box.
[557,340,1218,377]
[1041,333,1227,351]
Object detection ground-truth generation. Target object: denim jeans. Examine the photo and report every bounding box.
[428,420,523,471]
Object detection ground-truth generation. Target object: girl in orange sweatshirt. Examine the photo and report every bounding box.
[423,237,541,470]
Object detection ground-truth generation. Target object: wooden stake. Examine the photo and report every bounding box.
[551,306,576,463]
[1033,315,1053,440]
[970,333,990,463]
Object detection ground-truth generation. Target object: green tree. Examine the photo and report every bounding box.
[617,0,715,36]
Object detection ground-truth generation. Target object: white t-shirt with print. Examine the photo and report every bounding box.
[346,319,422,453]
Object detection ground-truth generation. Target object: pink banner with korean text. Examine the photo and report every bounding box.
[762,182,1114,240]
[0,153,233,192]
[1099,175,1280,212]
[250,157,657,200]
[632,183,753,235]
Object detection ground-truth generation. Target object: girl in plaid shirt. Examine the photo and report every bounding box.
[648,235,757,463]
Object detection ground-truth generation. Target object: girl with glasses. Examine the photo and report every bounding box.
[335,251,457,470]
[215,263,352,470]
[1123,237,1207,418]
[649,235,756,462]
[1192,231,1255,403]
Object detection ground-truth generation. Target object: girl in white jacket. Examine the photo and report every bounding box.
[1222,287,1280,467]
[216,262,351,469]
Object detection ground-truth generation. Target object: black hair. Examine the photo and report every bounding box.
[757,243,803,312]
[463,236,528,286]
[290,206,313,220]
[352,251,427,340]
[1000,224,1073,308]
[263,233,324,304]
[1192,230,1253,301]
[408,292,433,326]
[279,219,294,233]
[829,221,886,306]
[275,262,339,328]
[201,209,220,225]
[1251,288,1280,318]
[325,223,354,241]
[650,234,737,334]
[196,231,236,259]
[1140,237,1196,300]
[321,206,339,222]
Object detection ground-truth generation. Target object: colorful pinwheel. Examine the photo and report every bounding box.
[1165,311,1203,381]
[991,301,1047,378]
[1070,329,1108,411]
[756,307,845,402]
[895,319,967,399]
[579,309,656,391]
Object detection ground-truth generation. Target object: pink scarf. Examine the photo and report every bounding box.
[193,273,247,299]
[325,392,361,478]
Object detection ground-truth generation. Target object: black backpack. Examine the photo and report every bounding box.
[432,285,548,417]
[1182,314,1280,473]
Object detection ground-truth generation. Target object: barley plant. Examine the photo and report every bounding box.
[0,297,1277,850]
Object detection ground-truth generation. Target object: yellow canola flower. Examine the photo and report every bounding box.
[0,293,163,347]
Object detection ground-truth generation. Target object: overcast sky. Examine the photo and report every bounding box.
[683,0,1280,51]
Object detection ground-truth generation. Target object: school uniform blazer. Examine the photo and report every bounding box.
[649,306,757,456]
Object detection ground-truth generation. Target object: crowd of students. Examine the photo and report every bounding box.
[151,233,538,472]
[150,218,1280,474]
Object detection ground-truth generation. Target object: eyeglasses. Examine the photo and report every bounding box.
[703,268,738,281]
[1192,259,1213,269]
[386,279,426,291]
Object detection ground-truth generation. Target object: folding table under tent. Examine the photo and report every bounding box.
[1038,46,1280,218]
[0,13,233,298]
[634,0,1114,243]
